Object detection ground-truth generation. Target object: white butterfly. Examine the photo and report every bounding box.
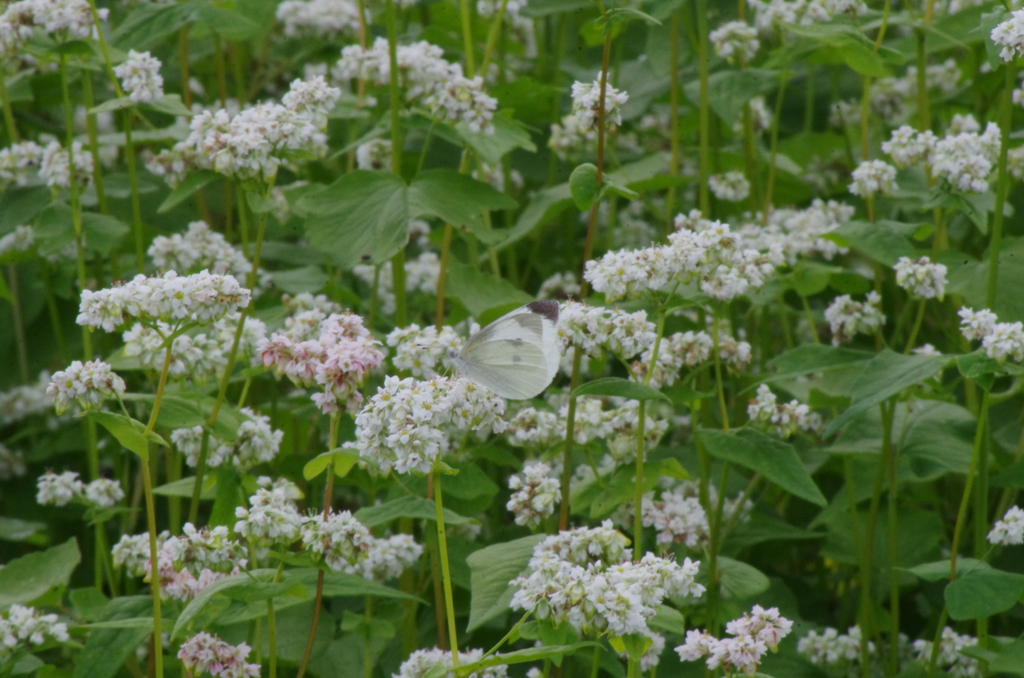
[448,300,561,400]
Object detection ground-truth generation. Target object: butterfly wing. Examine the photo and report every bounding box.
[455,301,560,399]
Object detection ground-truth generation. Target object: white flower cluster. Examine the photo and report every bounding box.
[0,224,33,257]
[824,292,885,345]
[549,113,597,160]
[77,270,251,333]
[147,523,247,601]
[0,371,53,426]
[148,221,264,288]
[171,407,282,472]
[637,328,751,388]
[882,125,937,167]
[734,97,772,135]
[387,324,464,377]
[177,632,260,678]
[355,138,392,170]
[747,384,821,438]
[710,21,760,62]
[798,625,870,674]
[276,0,361,37]
[46,360,126,415]
[931,122,1000,192]
[537,272,581,300]
[911,627,979,678]
[504,406,562,449]
[112,532,166,577]
[258,312,384,415]
[507,461,560,528]
[991,10,1024,62]
[848,159,897,198]
[0,605,69,659]
[750,0,864,36]
[336,38,497,134]
[579,399,670,464]
[179,76,339,181]
[363,534,424,582]
[557,301,656,360]
[632,480,750,548]
[0,142,44,187]
[709,171,751,202]
[510,522,704,636]
[893,256,947,300]
[301,509,374,573]
[234,482,305,547]
[0,0,106,61]
[0,444,26,480]
[35,471,83,506]
[353,252,440,316]
[113,50,164,104]
[351,376,506,474]
[988,505,1024,545]
[677,606,793,676]
[39,141,93,189]
[396,648,506,678]
[570,79,629,130]
[123,322,222,382]
[739,199,853,264]
[585,211,783,302]
[958,307,1024,363]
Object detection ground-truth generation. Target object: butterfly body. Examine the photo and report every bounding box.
[450,300,560,399]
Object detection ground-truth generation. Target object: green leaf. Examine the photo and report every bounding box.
[142,94,192,117]
[353,496,476,528]
[455,114,537,166]
[246,191,276,215]
[828,220,917,266]
[407,169,517,245]
[985,639,1024,675]
[945,567,1024,620]
[300,170,408,270]
[947,237,1024,324]
[571,377,672,403]
[460,642,600,673]
[173,569,280,638]
[446,261,534,316]
[0,271,11,302]
[81,213,130,255]
[120,393,245,440]
[905,558,988,583]
[767,344,874,381]
[284,567,421,601]
[271,265,328,295]
[88,411,168,460]
[0,516,46,542]
[88,96,134,114]
[192,4,262,41]
[570,163,599,211]
[718,557,771,600]
[303,448,361,480]
[158,171,222,213]
[823,350,948,436]
[112,2,198,50]
[649,605,687,635]
[153,476,216,499]
[696,429,827,506]
[466,534,545,631]
[72,596,153,678]
[684,69,779,125]
[0,538,81,608]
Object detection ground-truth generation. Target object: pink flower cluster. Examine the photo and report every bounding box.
[257,312,384,414]
[177,632,260,678]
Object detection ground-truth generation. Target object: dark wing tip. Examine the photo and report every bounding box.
[526,300,559,324]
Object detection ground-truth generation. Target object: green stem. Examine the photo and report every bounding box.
[141,461,163,678]
[800,295,819,344]
[578,29,613,298]
[558,347,584,531]
[861,430,888,654]
[950,391,989,580]
[433,469,461,667]
[925,607,949,678]
[80,70,108,215]
[665,12,681,233]
[0,69,17,143]
[86,0,125,97]
[711,312,730,432]
[882,400,899,677]
[987,63,1015,309]
[634,311,666,560]
[364,595,375,678]
[267,562,284,678]
[904,299,926,354]
[479,0,509,75]
[458,0,476,76]
[762,73,789,223]
[4,266,29,383]
[696,0,710,214]
[124,109,145,272]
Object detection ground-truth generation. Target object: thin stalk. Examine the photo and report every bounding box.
[974,402,990,651]
[987,63,1015,309]
[479,0,510,75]
[433,469,461,667]
[179,28,193,108]
[634,311,666,560]
[950,392,990,580]
[80,71,108,214]
[5,267,29,383]
[800,295,819,344]
[41,265,69,364]
[762,74,789,223]
[558,347,584,531]
[86,0,125,97]
[903,300,926,354]
[187,177,277,524]
[711,312,730,432]
[696,0,710,213]
[882,400,899,677]
[843,455,870,678]
[859,76,871,161]
[589,643,601,678]
[296,415,340,678]
[578,29,613,297]
[925,607,949,678]
[384,0,408,328]
[0,69,18,143]
[458,0,476,76]
[268,563,284,678]
[861,433,888,654]
[665,12,681,232]
[123,108,145,272]
[364,595,375,678]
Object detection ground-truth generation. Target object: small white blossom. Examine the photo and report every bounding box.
[911,627,979,678]
[570,79,629,130]
[362,534,423,582]
[177,632,260,678]
[0,605,69,660]
[677,606,793,676]
[894,256,947,300]
[747,385,821,438]
[0,225,34,256]
[991,10,1024,62]
[848,159,897,197]
[507,461,560,528]
[824,292,885,345]
[301,509,374,573]
[83,478,125,507]
[709,171,751,202]
[113,50,164,103]
[46,360,126,415]
[36,471,83,506]
[276,0,361,37]
[396,648,506,678]
[988,505,1024,545]
[710,21,759,62]
[38,141,93,189]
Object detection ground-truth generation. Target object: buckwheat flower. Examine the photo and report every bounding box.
[507,461,560,528]
[144,142,201,188]
[362,534,424,582]
[353,252,440,316]
[987,505,1024,545]
[113,532,164,577]
[0,224,33,257]
[83,478,125,507]
[570,79,629,130]
[234,485,305,547]
[123,322,226,381]
[0,141,43,187]
[556,301,657,359]
[301,509,374,573]
[642,489,708,547]
[894,256,947,300]
[387,324,463,377]
[505,406,562,449]
[215,407,283,471]
[36,471,83,506]
[164,523,247,574]
[549,112,597,160]
[113,50,164,104]
[396,648,507,678]
[537,271,580,299]
[0,444,26,480]
[710,20,759,62]
[355,138,392,170]
[178,632,260,678]
[1009,146,1024,179]
[747,384,819,438]
[148,221,259,284]
[727,605,794,651]
[991,10,1024,62]
[677,606,792,676]
[0,605,69,659]
[982,321,1024,362]
[848,159,897,197]
[734,96,771,134]
[38,141,93,188]
[47,360,126,414]
[425,74,497,134]
[824,292,885,345]
[799,626,868,669]
[276,0,361,37]
[911,627,979,677]
[709,171,751,202]
[882,125,936,167]
[932,123,1000,192]
[958,307,998,341]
